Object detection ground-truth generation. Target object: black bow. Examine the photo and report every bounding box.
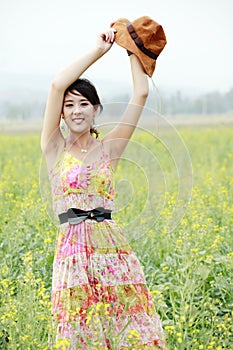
[58,207,112,225]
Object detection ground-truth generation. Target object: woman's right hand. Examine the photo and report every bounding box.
[96,28,116,53]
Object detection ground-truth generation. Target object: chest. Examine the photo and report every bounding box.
[51,151,114,199]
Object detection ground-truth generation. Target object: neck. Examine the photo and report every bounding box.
[67,131,93,149]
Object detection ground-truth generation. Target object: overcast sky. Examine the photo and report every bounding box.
[1,0,233,96]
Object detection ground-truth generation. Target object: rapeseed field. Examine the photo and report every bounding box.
[0,125,232,349]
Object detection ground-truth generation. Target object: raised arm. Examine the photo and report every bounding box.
[40,29,115,153]
[104,53,149,165]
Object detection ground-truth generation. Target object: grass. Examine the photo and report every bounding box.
[0,123,232,349]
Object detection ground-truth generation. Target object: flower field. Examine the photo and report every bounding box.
[0,124,232,349]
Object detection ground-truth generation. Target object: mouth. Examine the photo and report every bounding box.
[72,117,85,124]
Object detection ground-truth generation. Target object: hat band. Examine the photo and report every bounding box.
[127,23,159,60]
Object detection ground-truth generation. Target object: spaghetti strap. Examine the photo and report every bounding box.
[100,139,110,161]
[64,138,67,151]
[100,139,105,154]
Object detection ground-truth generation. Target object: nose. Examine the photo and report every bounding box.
[73,105,81,114]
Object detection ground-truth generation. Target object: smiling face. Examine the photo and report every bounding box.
[62,90,97,134]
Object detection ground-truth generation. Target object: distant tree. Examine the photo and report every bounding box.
[161,87,233,115]
[224,88,233,112]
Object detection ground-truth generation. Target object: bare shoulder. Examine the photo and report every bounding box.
[102,132,121,150]
[101,134,116,157]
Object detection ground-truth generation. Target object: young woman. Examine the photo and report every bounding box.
[41,28,167,349]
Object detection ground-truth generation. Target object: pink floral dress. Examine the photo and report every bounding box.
[49,141,166,349]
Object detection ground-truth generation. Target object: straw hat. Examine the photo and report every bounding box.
[111,16,167,77]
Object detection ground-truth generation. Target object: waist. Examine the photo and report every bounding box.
[52,194,115,217]
[58,207,112,225]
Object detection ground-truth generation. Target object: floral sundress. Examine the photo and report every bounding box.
[49,140,166,349]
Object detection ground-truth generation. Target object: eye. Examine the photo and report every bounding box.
[80,102,89,107]
[65,103,73,107]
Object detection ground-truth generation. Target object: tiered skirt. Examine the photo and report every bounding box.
[51,219,166,349]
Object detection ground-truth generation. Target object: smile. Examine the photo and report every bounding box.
[72,117,85,124]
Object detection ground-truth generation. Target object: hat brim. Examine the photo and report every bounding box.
[111,18,156,77]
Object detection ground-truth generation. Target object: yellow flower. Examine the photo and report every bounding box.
[55,338,71,349]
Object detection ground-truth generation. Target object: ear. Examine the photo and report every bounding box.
[93,105,99,115]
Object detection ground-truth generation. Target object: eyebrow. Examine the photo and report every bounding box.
[64,98,88,102]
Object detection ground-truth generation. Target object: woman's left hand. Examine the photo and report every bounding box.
[96,28,116,53]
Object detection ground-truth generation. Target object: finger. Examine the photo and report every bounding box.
[108,32,113,43]
[110,28,116,42]
[102,28,115,43]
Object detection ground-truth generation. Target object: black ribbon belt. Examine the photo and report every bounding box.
[127,23,159,60]
[58,207,112,225]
